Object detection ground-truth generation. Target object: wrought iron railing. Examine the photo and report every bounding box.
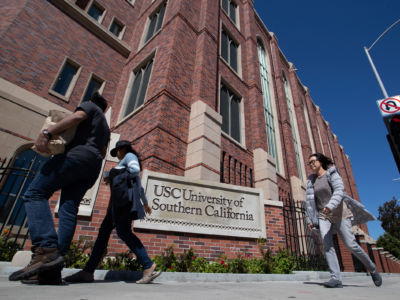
[281,191,328,271]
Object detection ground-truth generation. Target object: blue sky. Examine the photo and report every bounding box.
[254,0,400,240]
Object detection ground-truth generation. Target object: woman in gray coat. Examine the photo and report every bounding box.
[305,153,382,288]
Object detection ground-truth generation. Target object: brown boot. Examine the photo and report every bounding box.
[9,247,64,281]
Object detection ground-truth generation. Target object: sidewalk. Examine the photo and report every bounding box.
[1,262,399,300]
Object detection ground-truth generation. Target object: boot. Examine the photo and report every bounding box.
[9,247,65,281]
[21,266,63,285]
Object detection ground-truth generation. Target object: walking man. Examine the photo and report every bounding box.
[9,92,110,283]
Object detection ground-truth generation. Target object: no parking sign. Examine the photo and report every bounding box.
[377,96,400,117]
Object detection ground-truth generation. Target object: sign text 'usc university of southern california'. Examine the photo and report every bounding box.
[135,171,266,239]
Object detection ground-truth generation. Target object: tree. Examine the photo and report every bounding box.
[376,232,400,259]
[377,197,400,239]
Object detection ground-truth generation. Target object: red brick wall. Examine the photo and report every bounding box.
[2,0,369,264]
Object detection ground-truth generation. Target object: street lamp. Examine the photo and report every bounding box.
[363,18,400,98]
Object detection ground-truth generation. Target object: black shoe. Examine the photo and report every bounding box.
[21,266,63,285]
[323,278,343,288]
[9,247,65,281]
[370,269,382,287]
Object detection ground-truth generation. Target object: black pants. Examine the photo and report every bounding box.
[83,207,152,273]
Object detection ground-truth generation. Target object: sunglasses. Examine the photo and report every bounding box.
[307,159,317,166]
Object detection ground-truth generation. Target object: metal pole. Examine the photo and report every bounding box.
[363,46,389,98]
[364,18,400,99]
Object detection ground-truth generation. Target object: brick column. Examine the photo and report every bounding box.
[387,254,396,273]
[371,247,384,273]
[185,100,222,181]
[381,251,391,273]
[337,236,355,272]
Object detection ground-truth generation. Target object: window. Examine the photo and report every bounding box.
[82,75,104,102]
[316,123,325,155]
[109,18,125,39]
[123,59,153,117]
[283,72,303,181]
[302,99,316,154]
[221,29,238,72]
[51,59,80,98]
[144,3,166,43]
[75,0,90,10]
[257,40,279,170]
[220,83,241,143]
[87,1,105,23]
[222,0,237,24]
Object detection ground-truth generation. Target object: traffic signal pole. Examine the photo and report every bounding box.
[364,19,400,173]
[363,18,399,98]
[363,46,388,98]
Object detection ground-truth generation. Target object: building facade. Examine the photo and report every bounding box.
[2,0,398,272]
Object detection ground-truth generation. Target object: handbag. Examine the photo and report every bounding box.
[32,110,77,157]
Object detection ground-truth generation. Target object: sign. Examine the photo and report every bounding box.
[135,171,267,239]
[377,96,400,117]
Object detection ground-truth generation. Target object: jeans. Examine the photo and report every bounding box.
[319,218,376,281]
[23,155,100,255]
[84,207,153,273]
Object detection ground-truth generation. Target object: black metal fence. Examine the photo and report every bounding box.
[281,192,328,271]
[0,151,48,249]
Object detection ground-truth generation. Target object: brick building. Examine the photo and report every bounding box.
[1,0,399,272]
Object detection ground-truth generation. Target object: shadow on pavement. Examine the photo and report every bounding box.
[303,281,366,288]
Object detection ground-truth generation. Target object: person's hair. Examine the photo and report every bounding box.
[309,152,334,170]
[90,91,107,112]
[122,145,142,170]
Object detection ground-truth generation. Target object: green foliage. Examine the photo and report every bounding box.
[378,197,400,239]
[152,244,298,274]
[376,232,400,259]
[272,249,297,274]
[63,240,316,274]
[0,230,21,261]
[64,238,91,269]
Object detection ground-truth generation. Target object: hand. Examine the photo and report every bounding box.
[322,207,331,214]
[103,177,110,185]
[34,132,51,154]
[144,204,152,215]
[307,223,314,230]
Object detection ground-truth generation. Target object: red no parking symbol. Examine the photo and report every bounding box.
[379,97,400,114]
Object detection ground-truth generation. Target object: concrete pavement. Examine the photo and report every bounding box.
[0,262,399,300]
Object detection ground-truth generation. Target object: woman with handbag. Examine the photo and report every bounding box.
[305,152,382,288]
[65,140,161,284]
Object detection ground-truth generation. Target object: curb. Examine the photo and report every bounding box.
[1,262,399,283]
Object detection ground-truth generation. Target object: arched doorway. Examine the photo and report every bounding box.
[0,146,49,247]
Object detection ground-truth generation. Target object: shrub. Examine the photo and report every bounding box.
[100,252,142,271]
[64,238,91,269]
[0,229,21,261]
[63,240,307,274]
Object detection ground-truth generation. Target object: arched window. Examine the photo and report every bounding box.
[257,39,279,170]
[283,72,303,181]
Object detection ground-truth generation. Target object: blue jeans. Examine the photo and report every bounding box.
[84,207,153,273]
[23,155,100,255]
